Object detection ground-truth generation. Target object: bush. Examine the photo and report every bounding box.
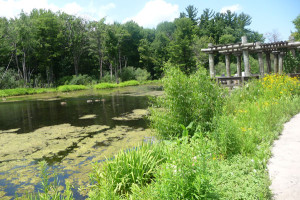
[120,67,136,82]
[68,74,93,85]
[135,68,150,82]
[101,72,115,83]
[0,68,24,89]
[56,76,73,86]
[149,64,223,138]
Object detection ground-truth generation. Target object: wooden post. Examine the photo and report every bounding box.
[278,52,284,75]
[273,52,279,73]
[235,53,242,85]
[258,51,264,77]
[208,43,215,78]
[242,36,250,76]
[225,53,231,85]
[265,52,271,74]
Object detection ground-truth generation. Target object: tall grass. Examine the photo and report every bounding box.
[0,88,56,97]
[93,80,139,90]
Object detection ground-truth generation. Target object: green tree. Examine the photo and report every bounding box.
[291,14,300,41]
[169,18,197,74]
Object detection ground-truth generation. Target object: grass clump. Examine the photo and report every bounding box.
[88,143,165,199]
[93,80,139,90]
[56,85,87,92]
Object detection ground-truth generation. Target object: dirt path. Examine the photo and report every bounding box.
[268,113,300,200]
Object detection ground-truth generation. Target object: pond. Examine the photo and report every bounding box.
[0,85,162,199]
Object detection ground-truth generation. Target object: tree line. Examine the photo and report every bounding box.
[0,5,264,88]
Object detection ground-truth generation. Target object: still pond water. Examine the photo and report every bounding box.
[0,85,162,199]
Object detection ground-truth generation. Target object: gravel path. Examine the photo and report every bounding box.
[268,113,300,200]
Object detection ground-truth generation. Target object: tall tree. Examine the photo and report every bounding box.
[88,18,107,80]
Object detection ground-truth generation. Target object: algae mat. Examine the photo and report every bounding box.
[0,122,152,199]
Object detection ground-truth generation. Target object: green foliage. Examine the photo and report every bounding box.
[284,51,300,73]
[88,143,165,199]
[0,68,24,89]
[68,74,93,85]
[291,14,300,41]
[149,64,223,138]
[57,85,87,92]
[134,68,150,82]
[249,55,259,74]
[0,88,56,97]
[219,34,236,44]
[93,80,139,90]
[119,67,136,81]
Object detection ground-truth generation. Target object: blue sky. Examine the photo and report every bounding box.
[0,0,299,40]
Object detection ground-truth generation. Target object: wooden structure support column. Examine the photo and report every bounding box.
[273,52,279,73]
[208,52,215,78]
[242,36,250,76]
[278,52,284,75]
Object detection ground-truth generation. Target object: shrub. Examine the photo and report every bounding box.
[120,67,136,82]
[149,64,223,138]
[101,72,115,83]
[134,68,150,82]
[0,68,24,89]
[56,76,73,86]
[68,74,93,85]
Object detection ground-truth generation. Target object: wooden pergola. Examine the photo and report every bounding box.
[201,36,300,84]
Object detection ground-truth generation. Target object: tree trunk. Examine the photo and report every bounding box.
[109,63,113,81]
[74,56,79,76]
[22,51,28,84]
[99,58,103,81]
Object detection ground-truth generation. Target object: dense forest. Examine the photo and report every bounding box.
[0,5,266,89]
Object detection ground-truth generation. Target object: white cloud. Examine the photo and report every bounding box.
[220,4,242,13]
[0,0,116,21]
[0,0,59,18]
[62,2,83,16]
[124,0,179,28]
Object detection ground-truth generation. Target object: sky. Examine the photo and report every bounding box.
[0,0,299,41]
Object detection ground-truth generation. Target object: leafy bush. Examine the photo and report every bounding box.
[101,72,115,83]
[68,74,93,85]
[134,68,150,82]
[284,51,300,73]
[149,64,223,138]
[120,66,136,82]
[56,76,73,86]
[0,68,24,89]
[57,85,87,92]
